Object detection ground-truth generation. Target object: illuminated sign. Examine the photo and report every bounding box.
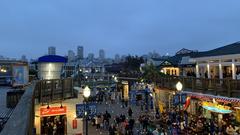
[40,106,67,116]
[202,102,232,114]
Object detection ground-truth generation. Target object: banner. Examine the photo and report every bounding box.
[76,103,97,118]
[173,94,180,105]
[40,106,67,116]
[13,65,29,85]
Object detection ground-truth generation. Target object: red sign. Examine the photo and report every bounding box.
[40,106,67,116]
[72,119,77,129]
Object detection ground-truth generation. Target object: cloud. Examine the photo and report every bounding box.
[0,0,240,59]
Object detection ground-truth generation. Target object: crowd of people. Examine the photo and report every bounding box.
[41,115,65,135]
[89,91,240,135]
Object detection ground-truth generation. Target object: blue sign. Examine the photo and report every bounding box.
[76,104,85,118]
[181,93,187,104]
[88,103,97,117]
[76,103,97,118]
[173,94,180,105]
[173,93,187,105]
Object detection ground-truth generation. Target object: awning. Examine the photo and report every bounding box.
[202,106,232,114]
[183,91,240,103]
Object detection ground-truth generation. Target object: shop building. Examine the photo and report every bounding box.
[192,42,240,79]
[183,91,240,124]
[34,90,84,135]
[0,60,29,86]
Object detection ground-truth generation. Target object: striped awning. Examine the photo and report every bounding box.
[183,91,240,103]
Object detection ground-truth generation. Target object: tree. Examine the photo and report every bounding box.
[142,64,165,83]
[119,55,145,78]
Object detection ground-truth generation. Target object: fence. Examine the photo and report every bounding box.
[156,76,240,98]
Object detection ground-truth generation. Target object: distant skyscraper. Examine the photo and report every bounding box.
[114,54,120,63]
[48,46,56,55]
[77,46,84,59]
[88,53,94,61]
[99,49,105,60]
[121,55,127,62]
[68,50,75,62]
[21,55,27,61]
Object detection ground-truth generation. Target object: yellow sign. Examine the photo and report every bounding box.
[236,109,240,122]
[202,102,230,110]
[202,101,232,114]
[158,101,165,113]
[123,83,129,100]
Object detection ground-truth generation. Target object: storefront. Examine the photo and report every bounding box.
[35,96,84,134]
[154,88,174,112]
[184,91,240,124]
[40,106,67,134]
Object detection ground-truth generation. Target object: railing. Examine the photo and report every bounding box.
[35,78,74,104]
[156,76,240,98]
[0,78,74,135]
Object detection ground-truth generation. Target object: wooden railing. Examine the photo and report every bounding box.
[156,76,240,98]
[0,78,74,135]
[34,78,74,104]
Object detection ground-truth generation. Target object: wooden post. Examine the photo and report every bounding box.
[51,80,54,102]
[227,79,231,97]
[62,79,64,100]
[191,77,194,91]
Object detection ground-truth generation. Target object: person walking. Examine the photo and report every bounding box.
[128,107,133,117]
[152,128,159,135]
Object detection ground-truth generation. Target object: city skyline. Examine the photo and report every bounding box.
[1,0,240,59]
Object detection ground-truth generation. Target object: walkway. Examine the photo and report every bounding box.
[88,100,155,135]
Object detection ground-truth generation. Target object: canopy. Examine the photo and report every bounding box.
[203,105,232,114]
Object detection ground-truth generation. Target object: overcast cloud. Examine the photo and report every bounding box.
[0,0,240,59]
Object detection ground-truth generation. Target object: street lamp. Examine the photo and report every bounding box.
[176,81,183,127]
[83,86,91,135]
[176,81,183,92]
[83,86,91,98]
[176,81,183,111]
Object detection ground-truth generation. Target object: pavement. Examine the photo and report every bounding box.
[88,100,155,135]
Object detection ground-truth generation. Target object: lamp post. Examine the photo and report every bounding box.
[83,86,91,135]
[176,81,183,128]
[176,81,183,112]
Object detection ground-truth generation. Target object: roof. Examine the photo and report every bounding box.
[38,55,67,63]
[176,48,198,55]
[192,42,240,58]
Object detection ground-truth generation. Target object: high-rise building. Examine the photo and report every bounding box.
[87,53,94,61]
[21,55,27,62]
[77,46,84,59]
[48,46,56,55]
[114,54,120,63]
[68,50,75,62]
[99,49,105,60]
